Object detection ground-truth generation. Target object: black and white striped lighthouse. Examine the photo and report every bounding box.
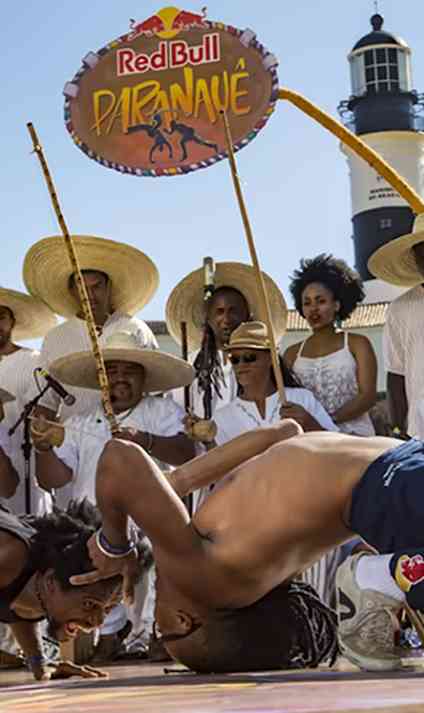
[339,13,424,302]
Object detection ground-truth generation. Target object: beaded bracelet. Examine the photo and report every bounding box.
[95,528,136,559]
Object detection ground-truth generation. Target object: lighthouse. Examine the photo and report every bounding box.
[338,13,424,303]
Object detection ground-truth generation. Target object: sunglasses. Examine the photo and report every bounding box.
[228,353,258,365]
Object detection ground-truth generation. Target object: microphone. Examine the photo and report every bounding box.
[37,369,76,406]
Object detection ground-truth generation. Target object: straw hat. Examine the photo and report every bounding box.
[0,287,57,340]
[368,214,424,286]
[0,387,15,404]
[166,262,287,350]
[23,235,159,318]
[50,332,195,393]
[223,321,272,352]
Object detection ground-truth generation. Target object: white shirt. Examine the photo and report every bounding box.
[173,350,238,417]
[53,395,184,508]
[37,312,158,419]
[214,388,338,445]
[383,285,424,438]
[0,349,52,515]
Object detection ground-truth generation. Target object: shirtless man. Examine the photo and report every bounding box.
[72,423,423,673]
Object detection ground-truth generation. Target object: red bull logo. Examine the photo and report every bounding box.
[395,554,424,592]
[117,34,220,76]
[128,6,206,41]
[64,7,279,177]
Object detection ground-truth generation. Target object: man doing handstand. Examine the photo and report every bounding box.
[74,423,424,673]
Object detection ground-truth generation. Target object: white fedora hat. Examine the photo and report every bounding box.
[50,332,195,394]
[368,213,424,286]
[23,235,159,318]
[166,262,287,351]
[0,287,57,340]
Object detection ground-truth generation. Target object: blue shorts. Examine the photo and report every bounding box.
[349,439,424,554]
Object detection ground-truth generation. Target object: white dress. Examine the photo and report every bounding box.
[293,331,375,437]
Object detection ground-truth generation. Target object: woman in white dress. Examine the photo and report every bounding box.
[283,254,377,436]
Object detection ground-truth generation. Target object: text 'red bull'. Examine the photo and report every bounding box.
[117,34,220,76]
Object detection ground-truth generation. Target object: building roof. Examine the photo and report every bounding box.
[352,14,408,51]
[147,302,389,339]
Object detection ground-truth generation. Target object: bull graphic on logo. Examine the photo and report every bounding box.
[395,554,424,592]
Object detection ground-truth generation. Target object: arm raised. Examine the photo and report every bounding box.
[170,419,302,497]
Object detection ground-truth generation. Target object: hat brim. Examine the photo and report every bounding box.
[0,288,57,340]
[166,262,287,351]
[50,348,195,393]
[223,342,271,352]
[0,387,15,404]
[23,236,159,318]
[368,230,424,286]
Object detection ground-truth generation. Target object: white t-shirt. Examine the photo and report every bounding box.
[0,349,52,516]
[214,388,338,445]
[383,285,424,438]
[36,312,158,419]
[53,395,184,507]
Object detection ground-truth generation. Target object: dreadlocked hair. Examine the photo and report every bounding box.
[290,254,365,321]
[26,499,152,590]
[168,580,338,673]
[193,322,225,406]
[193,286,251,408]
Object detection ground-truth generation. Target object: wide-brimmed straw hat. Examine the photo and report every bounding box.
[223,321,272,352]
[0,287,57,340]
[368,214,424,286]
[23,235,159,318]
[166,262,287,351]
[50,332,195,393]
[0,387,15,404]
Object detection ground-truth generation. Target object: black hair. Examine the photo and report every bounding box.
[169,581,338,673]
[289,254,365,321]
[27,499,152,591]
[193,287,250,415]
[68,269,110,290]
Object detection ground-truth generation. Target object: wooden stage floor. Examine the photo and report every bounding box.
[1,657,424,712]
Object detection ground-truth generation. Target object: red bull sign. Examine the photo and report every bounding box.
[63,7,279,177]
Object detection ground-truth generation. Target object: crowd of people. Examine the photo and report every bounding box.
[1,217,424,680]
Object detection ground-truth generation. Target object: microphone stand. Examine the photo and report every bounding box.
[8,385,50,515]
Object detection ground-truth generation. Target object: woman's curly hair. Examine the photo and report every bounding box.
[289,254,365,321]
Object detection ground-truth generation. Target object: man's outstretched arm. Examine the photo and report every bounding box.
[170,419,302,497]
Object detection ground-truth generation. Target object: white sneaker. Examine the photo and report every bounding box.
[336,553,402,671]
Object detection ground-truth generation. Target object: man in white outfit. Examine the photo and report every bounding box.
[0,288,57,515]
[23,235,159,420]
[32,332,195,660]
[166,262,287,418]
[369,214,424,440]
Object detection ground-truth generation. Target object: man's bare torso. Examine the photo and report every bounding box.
[193,432,399,606]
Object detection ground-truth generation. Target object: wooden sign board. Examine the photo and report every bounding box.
[64,7,279,176]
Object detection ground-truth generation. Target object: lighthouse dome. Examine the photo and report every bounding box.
[352,14,408,51]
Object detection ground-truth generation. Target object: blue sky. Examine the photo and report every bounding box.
[2,1,423,340]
